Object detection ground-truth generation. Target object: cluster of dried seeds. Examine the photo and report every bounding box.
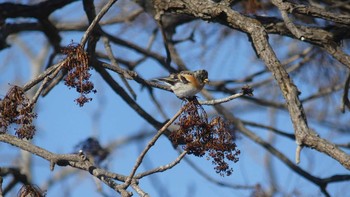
[62,43,96,106]
[0,86,37,139]
[170,99,240,176]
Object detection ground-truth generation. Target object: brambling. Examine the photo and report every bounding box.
[154,69,209,99]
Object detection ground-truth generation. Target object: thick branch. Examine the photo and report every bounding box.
[0,0,77,19]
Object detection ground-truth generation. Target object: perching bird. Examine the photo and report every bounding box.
[154,69,209,99]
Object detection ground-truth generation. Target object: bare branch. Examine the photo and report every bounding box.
[80,0,118,47]
[102,36,137,99]
[199,92,244,105]
[183,154,255,190]
[22,61,65,92]
[122,107,184,188]
[0,133,130,194]
[135,151,187,179]
[341,71,350,113]
[272,0,305,40]
[131,181,150,197]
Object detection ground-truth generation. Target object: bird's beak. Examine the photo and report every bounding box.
[204,79,209,84]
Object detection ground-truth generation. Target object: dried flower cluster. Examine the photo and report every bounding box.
[170,99,240,176]
[0,86,37,139]
[62,43,96,106]
[18,184,45,197]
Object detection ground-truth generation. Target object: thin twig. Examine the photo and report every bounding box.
[121,107,184,188]
[22,61,65,92]
[158,20,173,71]
[94,62,164,129]
[302,83,343,103]
[80,0,118,47]
[199,92,244,105]
[30,63,64,105]
[341,71,350,113]
[102,31,171,71]
[98,60,171,92]
[280,7,304,39]
[102,36,137,99]
[242,120,295,140]
[215,47,313,94]
[135,151,187,179]
[149,91,168,119]
[183,153,255,190]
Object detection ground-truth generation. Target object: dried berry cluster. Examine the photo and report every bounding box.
[170,99,240,176]
[0,86,37,139]
[62,43,96,106]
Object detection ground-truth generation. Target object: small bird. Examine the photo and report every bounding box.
[154,69,209,99]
